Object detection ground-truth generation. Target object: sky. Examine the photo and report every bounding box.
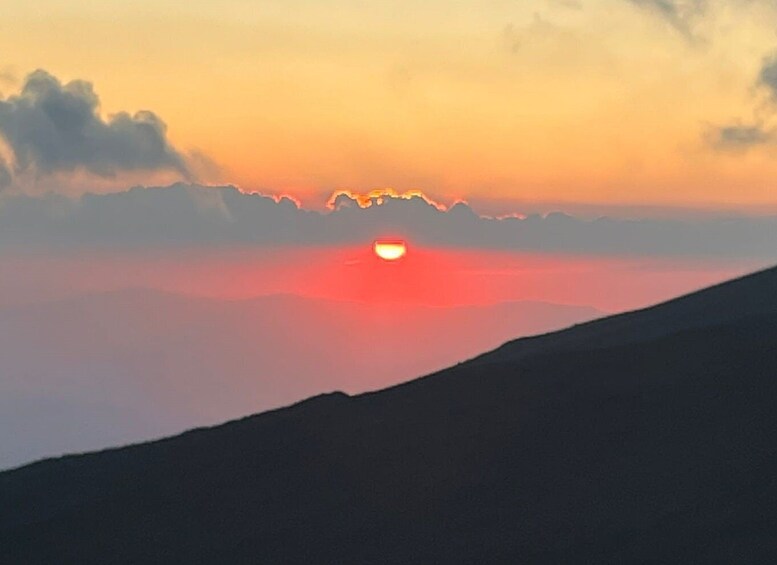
[2,0,777,212]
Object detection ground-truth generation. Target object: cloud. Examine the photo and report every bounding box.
[1,183,776,259]
[626,0,707,40]
[758,51,777,101]
[503,14,570,55]
[187,149,224,183]
[708,50,777,152]
[326,188,448,211]
[0,70,190,187]
[708,122,774,151]
[0,157,11,189]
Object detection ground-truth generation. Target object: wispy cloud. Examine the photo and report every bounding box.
[708,122,774,151]
[709,49,777,152]
[626,0,707,40]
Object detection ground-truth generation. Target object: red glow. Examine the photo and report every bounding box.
[0,246,763,312]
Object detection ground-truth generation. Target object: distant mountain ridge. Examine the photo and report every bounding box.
[477,263,777,364]
[1,267,776,563]
[0,290,600,470]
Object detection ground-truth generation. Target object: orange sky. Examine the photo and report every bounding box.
[2,1,777,211]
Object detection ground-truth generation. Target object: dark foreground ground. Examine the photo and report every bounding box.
[2,266,777,564]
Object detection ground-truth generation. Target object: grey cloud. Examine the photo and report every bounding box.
[709,50,777,151]
[709,122,774,151]
[0,70,190,183]
[758,52,777,100]
[187,149,224,182]
[1,183,776,260]
[0,157,11,190]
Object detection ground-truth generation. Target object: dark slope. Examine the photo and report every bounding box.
[2,267,777,564]
[478,264,777,364]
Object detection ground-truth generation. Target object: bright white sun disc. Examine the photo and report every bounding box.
[374,240,407,261]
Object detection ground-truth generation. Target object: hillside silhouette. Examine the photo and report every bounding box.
[1,267,777,563]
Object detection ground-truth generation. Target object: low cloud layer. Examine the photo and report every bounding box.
[1,183,775,259]
[0,157,12,189]
[0,70,190,189]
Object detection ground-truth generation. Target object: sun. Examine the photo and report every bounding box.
[374,240,407,261]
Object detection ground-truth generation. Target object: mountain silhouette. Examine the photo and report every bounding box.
[2,267,777,563]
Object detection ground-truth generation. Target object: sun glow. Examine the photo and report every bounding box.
[327,189,449,211]
[374,240,407,261]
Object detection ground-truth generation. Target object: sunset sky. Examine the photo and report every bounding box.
[3,0,777,212]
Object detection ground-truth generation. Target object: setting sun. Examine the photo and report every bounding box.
[374,240,407,261]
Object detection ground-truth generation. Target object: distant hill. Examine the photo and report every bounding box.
[0,291,600,469]
[1,267,776,563]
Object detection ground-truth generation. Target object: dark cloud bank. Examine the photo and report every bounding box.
[1,183,775,259]
[0,70,189,189]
